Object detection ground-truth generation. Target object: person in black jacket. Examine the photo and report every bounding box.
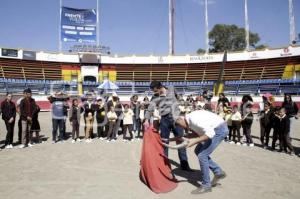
[259,102,274,148]
[1,92,16,149]
[241,104,254,147]
[217,93,230,108]
[30,104,41,144]
[62,101,69,139]
[278,107,295,155]
[130,95,140,138]
[281,94,299,119]
[95,97,107,139]
[69,99,84,143]
[271,107,282,151]
[281,94,298,140]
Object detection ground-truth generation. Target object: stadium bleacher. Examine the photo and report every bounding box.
[0,78,299,95]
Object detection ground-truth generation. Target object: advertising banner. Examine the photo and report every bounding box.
[61,7,97,43]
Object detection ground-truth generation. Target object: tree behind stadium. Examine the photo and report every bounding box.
[198,24,266,53]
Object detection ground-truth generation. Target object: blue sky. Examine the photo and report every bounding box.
[0,0,299,55]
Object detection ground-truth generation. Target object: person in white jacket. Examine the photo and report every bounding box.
[122,104,134,141]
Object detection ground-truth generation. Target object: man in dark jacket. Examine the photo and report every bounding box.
[19,88,37,148]
[145,81,191,171]
[1,92,16,149]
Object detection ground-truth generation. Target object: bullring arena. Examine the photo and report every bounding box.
[0,45,300,199]
[1,0,300,198]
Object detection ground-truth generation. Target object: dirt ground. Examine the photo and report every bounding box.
[0,112,300,199]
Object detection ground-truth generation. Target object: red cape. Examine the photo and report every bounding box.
[140,126,178,193]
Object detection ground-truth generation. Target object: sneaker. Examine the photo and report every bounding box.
[191,186,212,194]
[123,139,127,142]
[236,142,241,146]
[85,139,91,143]
[131,139,135,142]
[106,139,111,143]
[28,143,34,147]
[112,139,116,142]
[229,141,235,144]
[76,138,81,142]
[5,145,10,149]
[71,139,76,143]
[289,151,295,156]
[51,141,56,144]
[211,171,227,187]
[249,143,254,147]
[100,137,104,141]
[18,144,25,149]
[9,144,14,149]
[242,143,248,147]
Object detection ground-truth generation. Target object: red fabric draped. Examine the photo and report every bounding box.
[140,126,178,193]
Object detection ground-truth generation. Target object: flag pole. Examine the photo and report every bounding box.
[96,0,100,46]
[245,0,250,51]
[205,0,209,53]
[59,0,62,52]
[289,0,296,44]
[169,0,175,55]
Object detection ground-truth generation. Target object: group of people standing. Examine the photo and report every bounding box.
[48,91,151,144]
[215,93,299,155]
[0,88,41,149]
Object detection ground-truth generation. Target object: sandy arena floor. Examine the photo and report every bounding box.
[0,112,300,199]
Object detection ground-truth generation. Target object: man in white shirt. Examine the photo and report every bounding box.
[172,110,229,194]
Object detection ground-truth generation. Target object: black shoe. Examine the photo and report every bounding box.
[191,187,212,194]
[211,171,226,187]
[180,160,193,171]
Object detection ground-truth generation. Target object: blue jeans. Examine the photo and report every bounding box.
[160,114,188,162]
[52,119,64,141]
[194,123,228,188]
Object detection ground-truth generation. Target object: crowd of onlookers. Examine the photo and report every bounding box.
[215,93,299,155]
[0,87,299,156]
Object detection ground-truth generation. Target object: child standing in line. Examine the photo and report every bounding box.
[279,107,295,155]
[95,98,106,140]
[224,107,233,143]
[30,104,41,144]
[69,99,84,143]
[241,105,254,147]
[122,104,134,141]
[259,102,274,148]
[137,104,145,139]
[106,106,118,142]
[231,105,242,145]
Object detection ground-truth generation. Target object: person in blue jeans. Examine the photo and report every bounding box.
[145,81,191,171]
[171,110,229,194]
[48,92,67,143]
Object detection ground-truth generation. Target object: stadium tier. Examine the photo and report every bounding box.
[0,46,300,95]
